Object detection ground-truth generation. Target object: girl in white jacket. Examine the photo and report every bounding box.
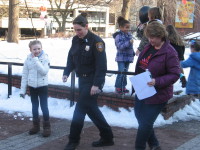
[20,40,51,137]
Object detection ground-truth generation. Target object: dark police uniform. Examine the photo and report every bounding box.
[63,30,113,143]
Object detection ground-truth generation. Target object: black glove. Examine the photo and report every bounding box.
[131,86,135,96]
[20,94,25,98]
[180,76,187,88]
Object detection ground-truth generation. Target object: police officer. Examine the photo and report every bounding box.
[62,12,114,150]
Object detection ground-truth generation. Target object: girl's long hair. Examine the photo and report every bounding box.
[166,25,184,46]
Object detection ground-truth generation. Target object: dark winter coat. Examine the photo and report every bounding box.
[136,23,149,52]
[63,30,107,89]
[135,40,180,104]
[181,52,200,94]
[170,43,185,61]
[113,31,134,62]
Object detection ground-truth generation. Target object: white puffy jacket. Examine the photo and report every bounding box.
[20,52,50,94]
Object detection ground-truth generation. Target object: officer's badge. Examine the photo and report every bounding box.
[85,45,90,51]
[96,42,104,52]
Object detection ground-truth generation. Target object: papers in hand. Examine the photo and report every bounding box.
[129,71,157,100]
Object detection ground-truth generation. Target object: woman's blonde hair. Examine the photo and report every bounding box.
[29,40,42,49]
[144,21,168,41]
[166,25,184,46]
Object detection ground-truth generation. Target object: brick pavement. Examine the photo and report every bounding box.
[0,119,92,150]
[164,120,200,150]
[175,135,200,150]
[0,112,200,150]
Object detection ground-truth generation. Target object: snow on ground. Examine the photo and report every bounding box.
[0,83,200,128]
[0,38,188,93]
[0,38,199,129]
[184,32,200,40]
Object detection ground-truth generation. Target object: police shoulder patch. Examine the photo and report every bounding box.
[96,42,104,52]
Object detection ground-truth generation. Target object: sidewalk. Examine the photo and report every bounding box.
[0,111,200,150]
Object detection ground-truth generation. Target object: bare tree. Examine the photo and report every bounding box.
[121,0,131,19]
[0,0,9,18]
[48,0,112,32]
[107,0,122,15]
[139,0,153,6]
[7,0,19,43]
[157,0,200,35]
[157,0,200,25]
[130,0,156,27]
[48,0,76,32]
[193,1,200,33]
[157,0,176,25]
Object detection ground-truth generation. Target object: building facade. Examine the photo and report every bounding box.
[0,0,114,38]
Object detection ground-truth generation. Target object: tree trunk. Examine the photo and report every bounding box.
[61,22,66,32]
[121,0,131,20]
[60,16,67,32]
[157,0,176,25]
[7,0,19,43]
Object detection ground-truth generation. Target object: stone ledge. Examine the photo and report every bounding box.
[0,74,195,120]
[162,95,195,120]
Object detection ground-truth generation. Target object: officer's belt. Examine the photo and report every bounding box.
[77,73,94,77]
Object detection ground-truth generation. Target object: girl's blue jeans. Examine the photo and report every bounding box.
[29,86,49,121]
[115,62,130,89]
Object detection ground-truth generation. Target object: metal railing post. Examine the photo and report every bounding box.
[8,63,12,98]
[70,71,75,107]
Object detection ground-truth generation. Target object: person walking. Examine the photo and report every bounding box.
[181,40,200,98]
[134,22,180,150]
[62,12,114,150]
[20,40,51,137]
[166,24,187,88]
[135,7,163,56]
[113,16,135,95]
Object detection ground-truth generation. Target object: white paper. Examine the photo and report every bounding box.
[129,71,157,100]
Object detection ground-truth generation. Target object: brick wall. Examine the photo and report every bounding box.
[0,74,134,111]
[0,74,195,120]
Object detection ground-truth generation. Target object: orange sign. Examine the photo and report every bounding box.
[40,6,47,12]
[175,0,195,28]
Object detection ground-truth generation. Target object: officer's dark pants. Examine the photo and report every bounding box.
[69,75,113,143]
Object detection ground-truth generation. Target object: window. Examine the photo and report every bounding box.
[109,13,115,25]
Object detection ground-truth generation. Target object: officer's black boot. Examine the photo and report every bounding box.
[64,141,79,150]
[92,138,114,147]
[150,145,162,150]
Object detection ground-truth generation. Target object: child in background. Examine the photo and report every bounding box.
[181,40,200,98]
[135,7,163,56]
[166,24,187,88]
[113,16,135,95]
[147,7,163,24]
[20,40,51,137]
[135,6,150,56]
